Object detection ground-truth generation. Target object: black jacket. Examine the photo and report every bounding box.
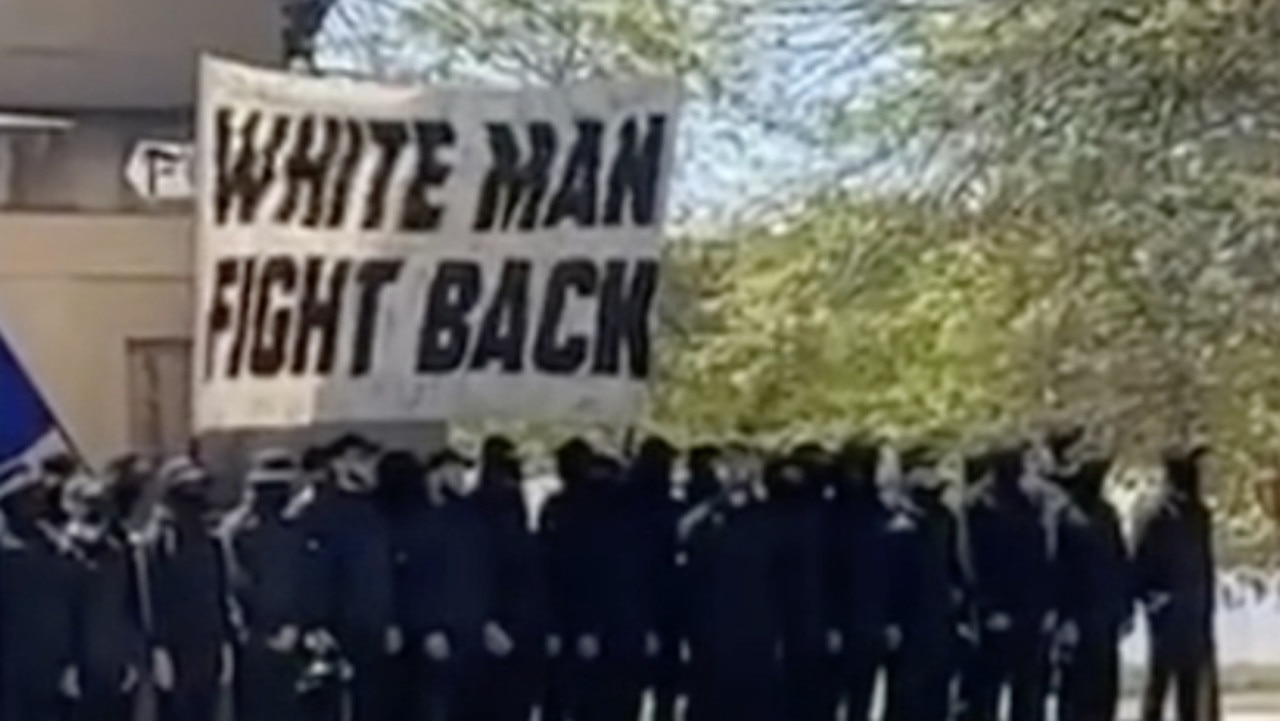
[396,493,499,662]
[1132,488,1215,646]
[964,483,1056,624]
[685,497,786,667]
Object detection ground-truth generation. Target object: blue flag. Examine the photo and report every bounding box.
[0,329,71,474]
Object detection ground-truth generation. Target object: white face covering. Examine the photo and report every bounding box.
[906,467,941,491]
[333,454,376,493]
[722,454,760,489]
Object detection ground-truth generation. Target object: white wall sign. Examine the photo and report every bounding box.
[193,57,681,431]
[125,140,194,201]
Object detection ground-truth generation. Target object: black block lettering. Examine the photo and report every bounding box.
[533,259,598,374]
[363,121,411,231]
[544,120,603,228]
[275,115,341,227]
[417,261,481,373]
[400,121,456,232]
[604,115,668,228]
[350,259,404,377]
[593,259,658,378]
[473,122,556,232]
[214,109,291,226]
[470,260,531,372]
[227,258,259,378]
[291,257,350,376]
[249,256,299,377]
[326,119,365,228]
[203,259,238,379]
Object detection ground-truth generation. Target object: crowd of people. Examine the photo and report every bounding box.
[0,427,1220,721]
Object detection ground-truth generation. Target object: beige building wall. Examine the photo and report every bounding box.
[0,0,447,472]
[0,212,194,464]
[0,211,447,470]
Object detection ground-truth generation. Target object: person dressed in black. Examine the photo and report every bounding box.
[832,441,895,721]
[66,472,146,721]
[1054,452,1131,721]
[886,446,964,721]
[149,456,233,721]
[299,435,399,721]
[685,445,723,508]
[477,436,552,721]
[399,447,512,721]
[964,442,1057,721]
[954,448,994,721]
[552,450,658,721]
[1134,444,1219,721]
[227,449,313,721]
[375,448,428,721]
[0,463,81,721]
[627,437,686,721]
[682,443,785,721]
[542,438,598,721]
[765,451,827,721]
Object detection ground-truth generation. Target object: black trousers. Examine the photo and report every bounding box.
[886,629,954,721]
[1,673,68,721]
[1058,632,1120,721]
[651,638,685,721]
[1140,637,1218,721]
[342,641,392,721]
[565,656,646,721]
[158,682,218,721]
[235,641,304,721]
[955,630,985,721]
[782,651,830,721]
[476,654,543,721]
[687,662,782,721]
[76,674,134,721]
[966,625,1050,721]
[158,649,220,721]
[417,657,487,721]
[844,631,893,721]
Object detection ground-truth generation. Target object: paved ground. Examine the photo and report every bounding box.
[1118,693,1280,721]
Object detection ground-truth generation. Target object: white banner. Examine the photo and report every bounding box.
[194,57,681,431]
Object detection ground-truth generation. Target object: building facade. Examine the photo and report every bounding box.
[0,0,440,468]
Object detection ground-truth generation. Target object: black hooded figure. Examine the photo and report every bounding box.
[963,443,1056,721]
[1134,446,1219,721]
[883,446,963,721]
[298,435,397,721]
[686,445,723,508]
[476,436,553,721]
[67,476,147,721]
[552,451,656,721]
[683,444,785,721]
[954,450,994,721]
[227,450,314,721]
[1055,457,1131,721]
[626,437,685,721]
[397,448,508,721]
[765,452,827,721]
[831,440,895,721]
[791,442,844,721]
[0,464,80,721]
[541,438,597,721]
[375,449,427,721]
[149,458,233,721]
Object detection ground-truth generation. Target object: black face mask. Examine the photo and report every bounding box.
[252,485,293,517]
[911,483,946,505]
[1,490,45,534]
[166,487,208,516]
[1166,460,1201,497]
